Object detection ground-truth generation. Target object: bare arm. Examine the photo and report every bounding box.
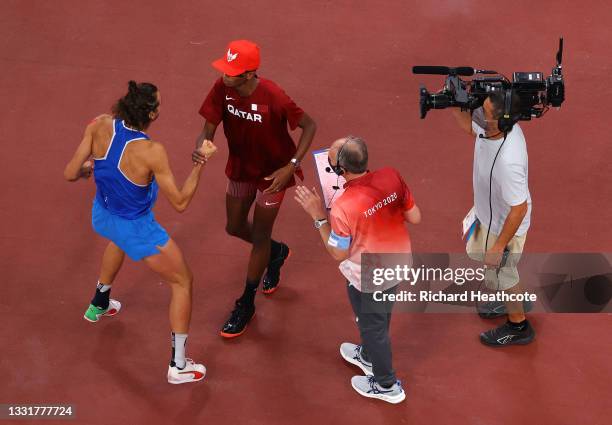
[403,204,422,224]
[294,186,349,262]
[149,141,217,213]
[64,122,95,181]
[293,112,317,162]
[452,108,475,136]
[262,113,317,194]
[195,121,218,148]
[493,201,527,249]
[484,201,528,265]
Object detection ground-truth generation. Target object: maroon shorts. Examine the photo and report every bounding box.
[226,180,285,208]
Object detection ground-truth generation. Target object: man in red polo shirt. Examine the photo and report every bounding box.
[295,135,421,404]
[192,40,316,337]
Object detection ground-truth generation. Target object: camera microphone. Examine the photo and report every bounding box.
[412,66,474,76]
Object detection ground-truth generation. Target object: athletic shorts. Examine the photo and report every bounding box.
[466,223,527,291]
[226,180,285,208]
[92,199,170,261]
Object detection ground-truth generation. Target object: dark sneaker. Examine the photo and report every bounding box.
[220,301,255,338]
[262,242,291,294]
[480,321,536,346]
[477,299,534,319]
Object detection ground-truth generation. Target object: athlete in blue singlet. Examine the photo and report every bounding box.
[64,81,217,384]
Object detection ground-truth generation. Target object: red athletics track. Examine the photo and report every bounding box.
[1,1,611,424]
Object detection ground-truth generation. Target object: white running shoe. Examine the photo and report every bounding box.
[351,375,406,404]
[83,299,122,323]
[340,342,373,375]
[167,358,206,384]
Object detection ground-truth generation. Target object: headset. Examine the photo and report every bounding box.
[497,89,520,134]
[326,140,349,176]
[326,137,370,176]
[323,141,349,205]
[325,137,368,206]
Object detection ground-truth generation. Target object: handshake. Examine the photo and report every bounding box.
[192,139,218,165]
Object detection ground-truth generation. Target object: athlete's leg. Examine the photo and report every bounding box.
[219,187,286,337]
[219,199,282,337]
[143,238,193,334]
[224,180,287,263]
[98,241,125,284]
[234,203,283,309]
[246,204,281,282]
[225,183,256,242]
[143,239,205,382]
[84,242,125,321]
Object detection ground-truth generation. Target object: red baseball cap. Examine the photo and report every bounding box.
[212,40,260,76]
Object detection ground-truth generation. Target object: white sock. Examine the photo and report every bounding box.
[97,282,112,292]
[172,332,188,369]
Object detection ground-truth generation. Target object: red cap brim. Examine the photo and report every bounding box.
[212,58,245,76]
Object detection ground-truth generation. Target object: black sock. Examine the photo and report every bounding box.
[91,282,111,309]
[239,279,259,306]
[508,319,528,331]
[269,239,281,261]
[380,381,395,389]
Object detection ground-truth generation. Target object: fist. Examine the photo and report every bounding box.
[80,160,93,179]
[193,139,217,164]
[199,140,217,159]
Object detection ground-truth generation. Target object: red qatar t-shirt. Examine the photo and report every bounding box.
[199,77,304,189]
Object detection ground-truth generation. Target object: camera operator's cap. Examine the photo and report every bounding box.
[212,40,260,76]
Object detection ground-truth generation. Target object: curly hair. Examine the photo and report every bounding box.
[112,81,159,130]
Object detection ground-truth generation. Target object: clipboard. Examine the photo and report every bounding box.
[462,206,478,241]
[312,148,345,209]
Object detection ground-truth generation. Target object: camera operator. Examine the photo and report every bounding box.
[452,92,535,346]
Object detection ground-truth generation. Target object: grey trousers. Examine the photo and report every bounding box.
[347,283,397,387]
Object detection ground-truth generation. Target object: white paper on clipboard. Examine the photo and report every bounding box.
[462,206,477,240]
[312,148,345,209]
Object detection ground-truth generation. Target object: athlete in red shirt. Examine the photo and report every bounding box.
[295,136,421,404]
[193,40,316,337]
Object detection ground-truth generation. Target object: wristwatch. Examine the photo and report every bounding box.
[314,218,328,229]
[290,158,300,168]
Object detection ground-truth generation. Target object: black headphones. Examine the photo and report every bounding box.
[497,89,520,134]
[328,140,348,176]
